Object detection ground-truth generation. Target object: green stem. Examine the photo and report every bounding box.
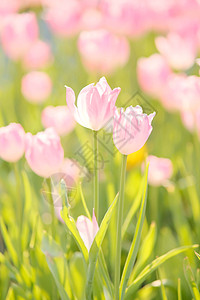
[13,163,23,231]
[114,154,127,300]
[93,130,99,222]
[46,178,56,237]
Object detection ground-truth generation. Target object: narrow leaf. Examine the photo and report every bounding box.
[61,206,89,262]
[177,278,182,300]
[85,193,118,300]
[120,164,149,300]
[183,257,200,300]
[125,244,199,299]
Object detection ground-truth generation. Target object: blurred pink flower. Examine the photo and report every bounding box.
[0,0,19,17]
[101,0,149,37]
[44,0,81,37]
[22,40,53,70]
[41,106,76,136]
[113,105,155,155]
[25,128,64,178]
[77,29,130,74]
[21,71,52,104]
[181,110,200,137]
[0,123,25,162]
[80,8,104,31]
[145,155,173,187]
[76,210,99,251]
[65,76,121,131]
[161,74,200,112]
[137,54,171,98]
[155,32,197,70]
[0,13,38,61]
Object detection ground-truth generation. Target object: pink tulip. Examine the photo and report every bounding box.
[144,155,173,187]
[137,54,171,98]
[155,32,197,70]
[80,8,104,31]
[25,128,64,178]
[65,76,121,131]
[42,106,76,136]
[113,105,155,155]
[77,29,130,74]
[0,123,25,162]
[76,210,99,251]
[21,71,52,104]
[22,40,53,70]
[0,13,38,61]
[0,0,19,17]
[44,0,81,37]
[161,74,200,112]
[101,0,149,37]
[181,110,200,136]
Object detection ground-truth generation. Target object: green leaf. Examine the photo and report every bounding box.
[85,193,119,300]
[120,164,149,300]
[61,206,89,262]
[195,251,200,261]
[0,218,18,266]
[129,222,157,282]
[183,257,200,300]
[158,270,168,300]
[125,244,199,299]
[41,233,70,300]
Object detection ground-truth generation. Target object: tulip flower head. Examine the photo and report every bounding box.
[113,105,155,155]
[42,106,76,136]
[0,123,25,162]
[144,155,173,187]
[25,128,64,178]
[65,76,121,131]
[76,210,99,251]
[0,12,38,61]
[21,71,52,104]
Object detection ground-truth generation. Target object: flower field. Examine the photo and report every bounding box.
[0,1,200,300]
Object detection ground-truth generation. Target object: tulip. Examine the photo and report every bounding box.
[161,74,200,112]
[137,54,171,98]
[23,40,53,70]
[0,12,38,61]
[65,76,121,131]
[42,106,76,136]
[21,71,52,104]
[155,32,197,70]
[0,123,25,162]
[44,0,81,37]
[181,110,200,137]
[113,105,155,155]
[77,29,130,74]
[25,128,64,178]
[126,144,147,170]
[144,155,173,187]
[76,210,99,251]
[0,0,19,17]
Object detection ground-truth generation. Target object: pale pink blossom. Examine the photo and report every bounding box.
[65,76,121,131]
[101,0,149,37]
[42,106,76,136]
[21,71,52,104]
[113,105,155,155]
[25,128,64,178]
[181,110,200,137]
[0,123,25,162]
[161,74,200,112]
[155,32,197,70]
[145,155,173,187]
[80,8,104,31]
[137,54,171,98]
[76,210,99,251]
[0,0,19,17]
[44,0,81,37]
[22,40,53,70]
[0,13,38,61]
[78,29,130,74]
